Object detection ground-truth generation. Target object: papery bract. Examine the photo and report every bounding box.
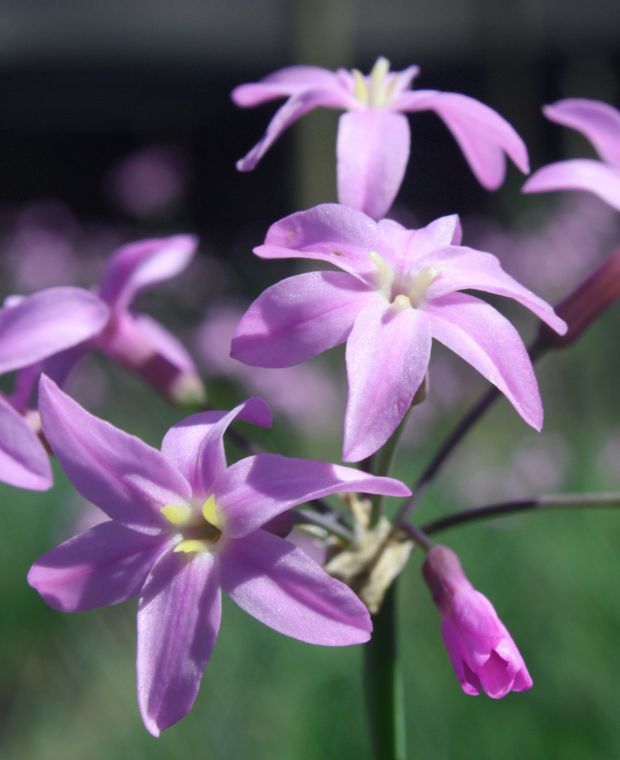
[233,57,529,219]
[523,99,620,211]
[0,287,109,490]
[231,204,567,461]
[29,376,411,735]
[422,545,533,698]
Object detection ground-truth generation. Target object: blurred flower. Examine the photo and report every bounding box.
[29,378,411,735]
[0,288,109,490]
[234,56,528,219]
[105,146,190,219]
[422,545,533,698]
[15,234,205,406]
[196,303,341,433]
[523,99,620,211]
[231,205,566,461]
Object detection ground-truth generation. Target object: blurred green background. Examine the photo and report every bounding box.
[1,1,620,758]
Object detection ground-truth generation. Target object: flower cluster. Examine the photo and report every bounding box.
[15,55,618,742]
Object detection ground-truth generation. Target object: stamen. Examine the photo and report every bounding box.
[161,504,192,526]
[409,266,442,306]
[368,251,395,298]
[174,539,209,554]
[369,57,390,107]
[392,294,412,310]
[202,495,221,528]
[352,69,368,106]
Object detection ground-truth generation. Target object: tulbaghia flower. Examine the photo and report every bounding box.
[16,234,204,406]
[0,288,109,490]
[422,545,533,698]
[29,376,410,735]
[523,99,620,211]
[231,204,567,461]
[233,57,529,219]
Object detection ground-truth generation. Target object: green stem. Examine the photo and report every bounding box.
[363,583,406,760]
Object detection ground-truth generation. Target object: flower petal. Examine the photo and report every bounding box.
[424,292,543,430]
[543,98,620,168]
[232,66,345,106]
[98,234,197,310]
[221,529,371,645]
[236,89,346,172]
[137,550,221,736]
[522,159,620,212]
[215,454,411,538]
[254,203,387,281]
[423,245,567,333]
[132,314,198,373]
[336,110,410,220]
[39,376,191,533]
[28,521,168,612]
[397,90,529,188]
[0,287,109,374]
[0,394,51,490]
[344,299,432,462]
[231,270,371,368]
[161,398,272,499]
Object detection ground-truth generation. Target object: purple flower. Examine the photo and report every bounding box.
[422,545,533,698]
[233,56,529,219]
[16,234,204,406]
[231,204,567,461]
[29,376,411,735]
[523,99,620,211]
[0,288,109,491]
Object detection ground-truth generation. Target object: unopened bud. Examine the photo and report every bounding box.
[538,246,620,348]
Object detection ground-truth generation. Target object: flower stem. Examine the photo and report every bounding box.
[395,339,546,523]
[363,582,406,760]
[417,492,620,535]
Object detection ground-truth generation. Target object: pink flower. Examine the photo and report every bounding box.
[422,545,533,698]
[523,99,620,211]
[29,376,411,735]
[15,234,204,406]
[0,288,109,490]
[231,204,566,461]
[233,56,529,219]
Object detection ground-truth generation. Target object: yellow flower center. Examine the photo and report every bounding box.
[368,251,441,308]
[352,57,399,108]
[161,495,223,554]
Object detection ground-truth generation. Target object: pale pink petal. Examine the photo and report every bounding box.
[397,90,529,188]
[230,270,371,367]
[522,159,620,211]
[214,454,411,538]
[221,529,371,644]
[0,288,109,374]
[137,550,221,736]
[133,313,198,374]
[336,110,410,219]
[28,521,169,612]
[343,299,432,462]
[232,66,346,106]
[424,292,543,430]
[255,203,388,280]
[39,376,191,533]
[423,246,567,333]
[161,398,272,498]
[98,234,197,310]
[543,98,620,168]
[0,393,51,490]
[236,89,347,172]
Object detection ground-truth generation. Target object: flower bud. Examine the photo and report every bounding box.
[538,245,620,348]
[423,545,533,698]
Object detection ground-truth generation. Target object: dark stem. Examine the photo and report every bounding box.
[363,583,406,760]
[395,339,546,523]
[416,492,620,536]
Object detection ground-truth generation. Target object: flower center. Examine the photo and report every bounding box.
[352,57,398,108]
[368,251,441,308]
[161,495,223,554]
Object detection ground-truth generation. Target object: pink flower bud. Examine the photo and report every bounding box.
[423,545,533,698]
[538,245,620,348]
